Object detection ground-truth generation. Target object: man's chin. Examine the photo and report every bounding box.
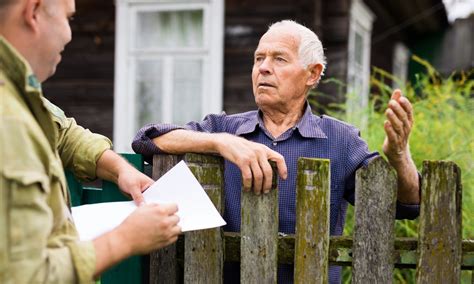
[38,68,57,83]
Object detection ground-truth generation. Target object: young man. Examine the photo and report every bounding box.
[0,0,181,282]
[133,20,420,283]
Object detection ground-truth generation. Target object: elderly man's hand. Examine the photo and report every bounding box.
[382,89,414,167]
[216,133,288,195]
[117,168,154,206]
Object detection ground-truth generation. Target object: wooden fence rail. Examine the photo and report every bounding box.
[147,153,473,283]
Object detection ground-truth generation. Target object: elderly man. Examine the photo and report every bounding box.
[133,20,420,283]
[0,0,181,283]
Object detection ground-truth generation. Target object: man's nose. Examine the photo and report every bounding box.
[258,58,272,75]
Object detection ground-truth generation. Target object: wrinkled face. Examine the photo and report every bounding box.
[36,0,74,81]
[252,28,313,111]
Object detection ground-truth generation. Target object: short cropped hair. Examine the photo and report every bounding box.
[267,20,327,76]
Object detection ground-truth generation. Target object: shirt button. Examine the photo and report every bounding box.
[272,142,277,146]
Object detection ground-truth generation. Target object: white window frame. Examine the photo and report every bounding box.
[113,0,224,152]
[346,0,374,130]
[392,42,410,89]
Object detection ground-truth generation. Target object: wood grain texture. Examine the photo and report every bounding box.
[294,158,330,283]
[183,154,225,284]
[240,163,279,283]
[150,155,181,284]
[352,156,397,284]
[416,161,462,283]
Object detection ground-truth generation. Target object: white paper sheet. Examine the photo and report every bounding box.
[72,161,226,241]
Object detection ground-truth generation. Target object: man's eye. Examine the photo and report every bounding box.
[255,57,263,62]
[276,57,286,62]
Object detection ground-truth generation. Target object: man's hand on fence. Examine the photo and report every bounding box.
[215,133,288,195]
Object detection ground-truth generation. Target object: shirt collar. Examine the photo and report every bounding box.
[234,102,328,139]
[0,36,42,94]
[294,103,328,139]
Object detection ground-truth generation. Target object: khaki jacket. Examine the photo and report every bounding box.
[0,37,112,283]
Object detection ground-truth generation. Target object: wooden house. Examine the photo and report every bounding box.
[43,0,450,152]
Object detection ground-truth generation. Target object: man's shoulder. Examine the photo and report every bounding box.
[204,110,257,125]
[1,76,30,118]
[225,110,258,120]
[317,114,360,135]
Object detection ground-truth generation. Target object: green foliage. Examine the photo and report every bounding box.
[310,56,473,283]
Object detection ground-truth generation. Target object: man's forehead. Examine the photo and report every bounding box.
[255,30,299,55]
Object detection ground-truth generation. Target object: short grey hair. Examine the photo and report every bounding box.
[267,20,326,76]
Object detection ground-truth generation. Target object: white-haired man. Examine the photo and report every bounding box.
[133,20,420,283]
[1,0,181,282]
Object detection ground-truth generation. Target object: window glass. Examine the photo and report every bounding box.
[136,10,203,49]
[135,59,163,128]
[172,58,203,124]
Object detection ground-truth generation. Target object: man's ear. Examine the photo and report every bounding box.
[23,0,42,33]
[306,63,323,86]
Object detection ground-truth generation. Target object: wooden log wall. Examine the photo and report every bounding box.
[42,0,116,139]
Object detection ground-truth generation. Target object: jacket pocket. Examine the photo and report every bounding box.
[3,170,51,260]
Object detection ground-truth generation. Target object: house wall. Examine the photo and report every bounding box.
[434,14,474,75]
[42,1,115,139]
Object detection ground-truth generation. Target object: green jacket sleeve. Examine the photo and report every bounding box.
[44,99,113,181]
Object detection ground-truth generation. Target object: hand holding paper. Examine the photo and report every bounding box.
[72,161,226,241]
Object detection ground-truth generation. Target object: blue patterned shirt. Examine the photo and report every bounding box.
[132,103,419,283]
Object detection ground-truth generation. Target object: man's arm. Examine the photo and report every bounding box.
[154,129,287,194]
[383,90,420,204]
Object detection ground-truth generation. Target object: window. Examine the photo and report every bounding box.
[392,43,410,89]
[346,0,374,130]
[114,0,224,152]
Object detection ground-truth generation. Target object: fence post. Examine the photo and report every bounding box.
[294,158,330,283]
[183,153,225,283]
[416,161,462,283]
[150,154,181,284]
[352,156,398,283]
[241,163,279,283]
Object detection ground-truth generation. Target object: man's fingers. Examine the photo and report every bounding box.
[258,158,273,193]
[241,165,253,191]
[155,203,179,215]
[391,89,402,101]
[131,190,145,206]
[399,96,414,126]
[250,160,264,195]
[384,120,398,143]
[385,109,402,135]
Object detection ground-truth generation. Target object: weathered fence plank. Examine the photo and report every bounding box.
[241,163,279,283]
[183,154,225,284]
[416,161,462,283]
[294,158,330,283]
[150,155,181,284]
[352,156,398,283]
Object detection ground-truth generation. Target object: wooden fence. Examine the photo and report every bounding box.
[147,153,474,283]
